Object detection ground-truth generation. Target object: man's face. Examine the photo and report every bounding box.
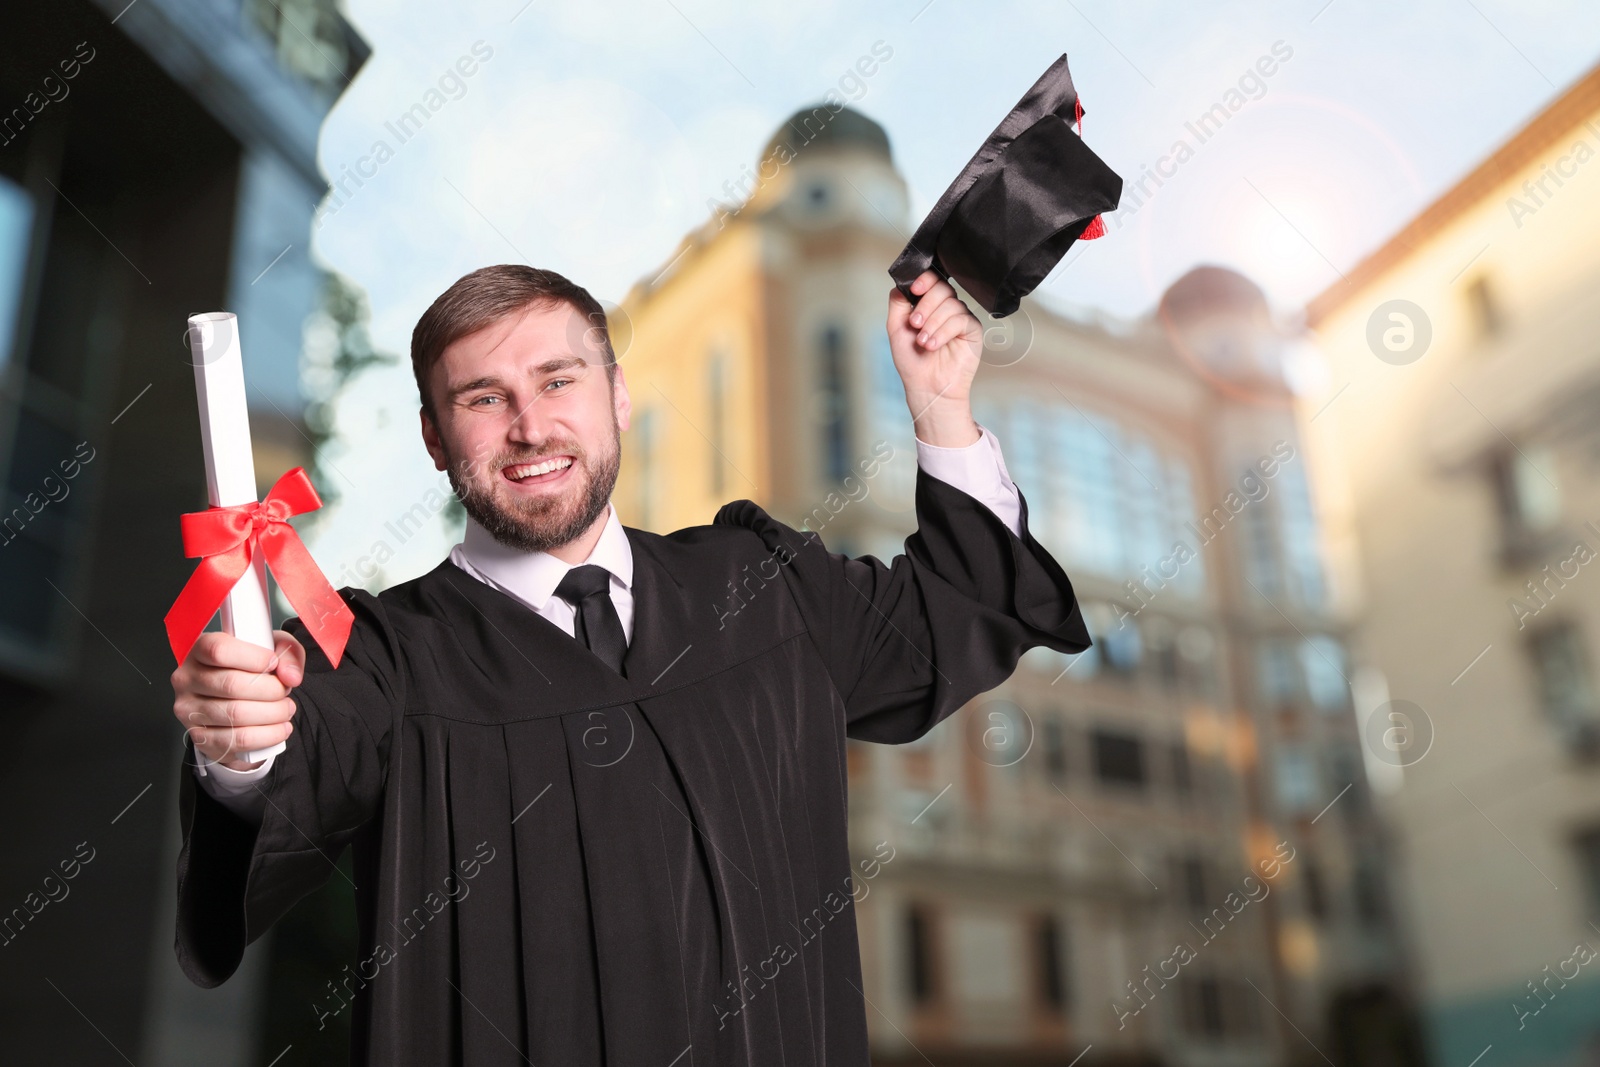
[420,300,630,553]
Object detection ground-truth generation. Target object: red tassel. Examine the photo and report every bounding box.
[1073,97,1105,239]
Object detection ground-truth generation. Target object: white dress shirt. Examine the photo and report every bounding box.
[195,425,1023,822]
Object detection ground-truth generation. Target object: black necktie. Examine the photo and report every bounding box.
[554,564,627,674]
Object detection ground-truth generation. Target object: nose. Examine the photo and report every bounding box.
[504,392,554,448]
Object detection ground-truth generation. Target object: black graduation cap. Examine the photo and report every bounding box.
[888,53,1123,318]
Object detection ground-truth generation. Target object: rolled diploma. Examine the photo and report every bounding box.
[188,312,286,765]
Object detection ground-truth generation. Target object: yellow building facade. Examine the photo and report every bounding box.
[1305,60,1600,1067]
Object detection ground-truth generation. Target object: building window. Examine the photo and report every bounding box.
[706,351,726,497]
[1257,638,1300,708]
[1526,620,1600,756]
[1465,275,1502,337]
[1170,740,1193,795]
[1303,858,1328,921]
[0,175,32,373]
[1092,729,1146,790]
[1328,747,1368,825]
[1013,397,1203,595]
[1573,825,1600,920]
[1274,743,1320,815]
[1180,975,1262,1039]
[1234,451,1325,610]
[1166,456,1206,594]
[1353,859,1388,928]
[243,0,358,95]
[1179,855,1208,909]
[1178,624,1218,697]
[1144,616,1179,689]
[1277,460,1326,609]
[1493,445,1562,564]
[1054,405,1122,574]
[818,323,851,485]
[1036,914,1068,1009]
[870,332,914,501]
[1182,975,1227,1038]
[1100,616,1143,677]
[1041,717,1068,781]
[0,175,103,679]
[1010,397,1044,525]
[905,903,935,1005]
[1300,635,1349,711]
[1240,491,1284,599]
[1225,978,1263,1036]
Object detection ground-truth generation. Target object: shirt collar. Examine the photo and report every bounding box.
[456,501,633,610]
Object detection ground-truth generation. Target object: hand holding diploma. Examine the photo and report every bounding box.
[171,630,305,770]
[164,311,353,767]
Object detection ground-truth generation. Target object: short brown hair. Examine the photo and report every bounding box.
[411,264,617,416]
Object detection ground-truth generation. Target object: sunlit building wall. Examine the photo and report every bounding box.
[1304,59,1600,1067]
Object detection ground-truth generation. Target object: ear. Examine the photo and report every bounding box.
[612,364,632,433]
[420,407,447,471]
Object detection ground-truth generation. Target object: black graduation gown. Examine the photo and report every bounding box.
[173,465,1092,1065]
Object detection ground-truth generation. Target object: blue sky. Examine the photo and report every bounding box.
[299,0,1600,584]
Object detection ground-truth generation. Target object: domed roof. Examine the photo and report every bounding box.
[761,105,892,164]
[1158,265,1270,327]
[1155,266,1292,398]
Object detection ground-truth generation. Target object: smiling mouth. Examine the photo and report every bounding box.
[502,455,575,485]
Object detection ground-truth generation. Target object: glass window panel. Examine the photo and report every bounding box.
[1274,743,1319,814]
[870,332,915,501]
[1123,433,1168,576]
[1166,457,1205,595]
[1277,460,1326,608]
[1300,635,1349,711]
[0,174,33,374]
[1257,638,1299,705]
[818,324,850,484]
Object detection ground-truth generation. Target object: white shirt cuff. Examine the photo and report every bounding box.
[194,747,274,824]
[914,423,1023,537]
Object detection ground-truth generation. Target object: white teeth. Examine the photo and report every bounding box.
[507,456,573,480]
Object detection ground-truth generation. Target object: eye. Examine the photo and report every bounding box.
[546,378,574,391]
[469,394,501,407]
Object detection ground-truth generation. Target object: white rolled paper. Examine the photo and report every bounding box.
[187,312,286,765]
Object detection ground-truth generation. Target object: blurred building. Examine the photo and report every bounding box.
[1304,61,1600,1067]
[0,0,364,1062]
[614,105,1423,1066]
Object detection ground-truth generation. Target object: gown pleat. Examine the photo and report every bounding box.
[505,715,605,1063]
[171,469,1093,1067]
[446,722,525,1064]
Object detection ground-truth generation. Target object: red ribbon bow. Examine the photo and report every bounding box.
[164,466,354,668]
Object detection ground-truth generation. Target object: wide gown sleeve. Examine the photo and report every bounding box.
[719,464,1092,744]
[173,588,405,987]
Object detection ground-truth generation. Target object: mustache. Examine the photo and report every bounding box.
[454,444,585,477]
[496,447,581,469]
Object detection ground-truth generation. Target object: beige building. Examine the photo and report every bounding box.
[614,104,1419,1066]
[1304,61,1600,1067]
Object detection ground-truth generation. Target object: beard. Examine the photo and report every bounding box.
[445,417,621,554]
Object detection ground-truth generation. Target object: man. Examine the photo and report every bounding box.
[170,263,1092,1065]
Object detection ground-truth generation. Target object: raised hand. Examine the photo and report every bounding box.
[886,269,983,447]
